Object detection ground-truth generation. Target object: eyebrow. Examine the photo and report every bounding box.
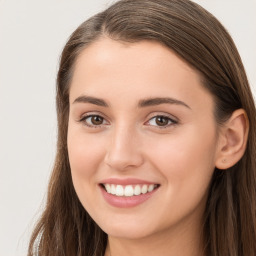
[73,95,109,107]
[73,95,191,109]
[138,97,191,109]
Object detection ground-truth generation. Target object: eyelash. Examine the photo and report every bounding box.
[79,114,108,128]
[79,114,178,129]
[146,115,178,128]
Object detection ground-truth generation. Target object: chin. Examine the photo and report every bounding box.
[95,215,158,240]
[105,226,153,240]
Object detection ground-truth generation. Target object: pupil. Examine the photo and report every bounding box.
[156,116,168,126]
[92,116,103,125]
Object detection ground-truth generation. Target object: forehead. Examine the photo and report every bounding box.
[69,38,214,112]
[72,38,199,84]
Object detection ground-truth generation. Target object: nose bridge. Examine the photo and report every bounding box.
[104,123,143,170]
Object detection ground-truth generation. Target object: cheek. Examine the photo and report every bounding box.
[67,128,108,216]
[67,128,106,191]
[146,125,217,198]
[68,128,102,167]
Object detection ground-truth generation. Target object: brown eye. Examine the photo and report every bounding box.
[91,115,104,125]
[81,115,107,127]
[155,116,169,126]
[147,115,177,128]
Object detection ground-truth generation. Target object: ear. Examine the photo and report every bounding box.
[215,109,249,169]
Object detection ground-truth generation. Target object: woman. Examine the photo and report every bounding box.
[28,0,256,255]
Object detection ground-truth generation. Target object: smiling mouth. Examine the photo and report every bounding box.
[100,183,160,197]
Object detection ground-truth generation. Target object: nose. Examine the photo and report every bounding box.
[104,126,144,171]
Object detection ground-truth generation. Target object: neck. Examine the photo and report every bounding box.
[105,215,205,256]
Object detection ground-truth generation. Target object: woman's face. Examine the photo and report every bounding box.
[68,38,219,240]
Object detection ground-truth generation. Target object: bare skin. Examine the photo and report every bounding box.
[67,38,248,256]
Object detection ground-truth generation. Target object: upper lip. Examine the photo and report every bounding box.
[100,178,159,185]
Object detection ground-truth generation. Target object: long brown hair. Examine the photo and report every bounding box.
[28,0,256,255]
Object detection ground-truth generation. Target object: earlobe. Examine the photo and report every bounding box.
[215,109,249,170]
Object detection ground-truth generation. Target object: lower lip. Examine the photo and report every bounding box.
[99,185,159,208]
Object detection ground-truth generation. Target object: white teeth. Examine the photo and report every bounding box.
[134,185,141,195]
[148,184,154,192]
[110,184,116,194]
[103,184,158,197]
[124,185,133,196]
[105,184,111,193]
[141,184,148,194]
[116,185,124,196]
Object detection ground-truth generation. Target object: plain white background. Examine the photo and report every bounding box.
[0,0,255,255]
